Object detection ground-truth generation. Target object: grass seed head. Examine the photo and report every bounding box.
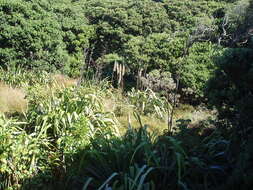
[0,84,28,113]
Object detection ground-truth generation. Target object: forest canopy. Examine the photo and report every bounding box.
[0,0,235,97]
[1,0,252,115]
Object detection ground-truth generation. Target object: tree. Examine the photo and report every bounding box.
[218,0,253,47]
[0,0,92,75]
[180,42,223,101]
[0,0,64,70]
[207,47,253,128]
[140,69,178,132]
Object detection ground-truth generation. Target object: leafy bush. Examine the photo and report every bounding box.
[207,47,253,135]
[0,0,92,74]
[180,42,224,100]
[0,115,50,189]
[0,71,120,189]
[67,122,233,190]
[127,88,168,119]
[0,0,65,70]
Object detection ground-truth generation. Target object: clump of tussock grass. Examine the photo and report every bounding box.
[174,104,217,135]
[0,81,5,87]
[0,83,28,113]
[117,114,167,135]
[174,104,216,123]
[51,74,78,88]
[102,89,169,135]
[103,89,126,113]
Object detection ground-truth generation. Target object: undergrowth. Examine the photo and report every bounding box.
[0,70,252,190]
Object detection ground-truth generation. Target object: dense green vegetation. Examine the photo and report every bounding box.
[0,0,252,189]
[0,0,232,97]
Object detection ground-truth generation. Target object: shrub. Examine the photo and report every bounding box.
[127,88,168,119]
[0,0,65,70]
[0,0,92,74]
[207,47,253,135]
[180,42,224,101]
[0,115,50,189]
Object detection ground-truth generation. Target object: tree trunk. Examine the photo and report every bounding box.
[167,77,179,134]
[137,68,143,89]
[77,48,89,87]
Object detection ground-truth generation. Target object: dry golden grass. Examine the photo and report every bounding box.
[0,74,78,114]
[0,83,28,114]
[114,103,216,135]
[51,74,78,88]
[117,114,168,135]
[103,94,168,135]
[0,81,5,88]
[0,74,80,114]
[174,104,217,125]
[103,93,125,113]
